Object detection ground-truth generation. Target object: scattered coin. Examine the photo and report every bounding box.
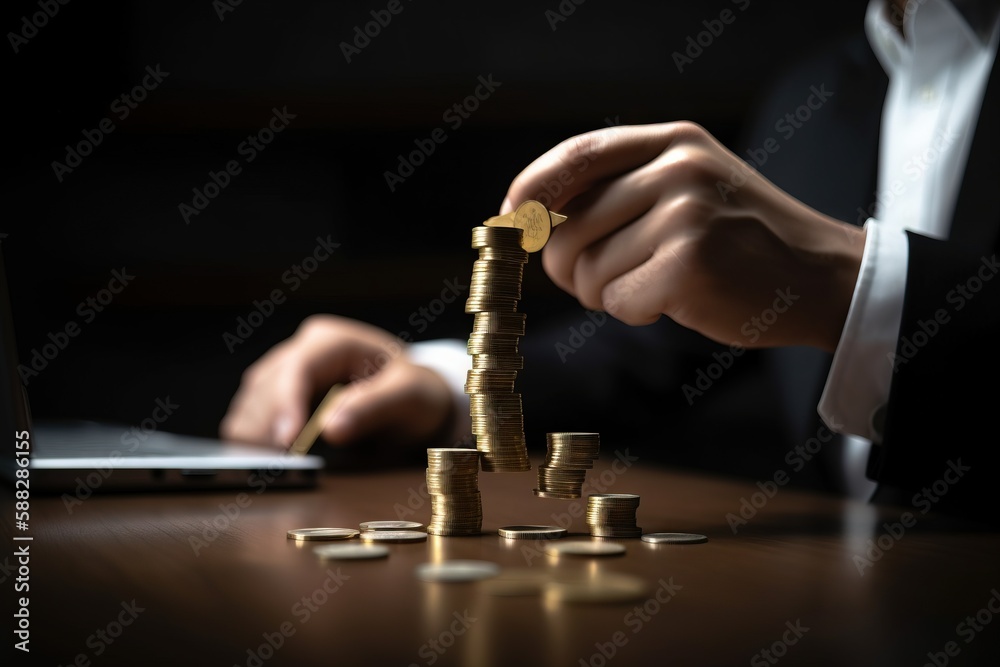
[359,520,425,531]
[641,532,708,544]
[286,527,359,541]
[544,540,626,557]
[480,568,548,596]
[313,544,389,560]
[498,525,567,540]
[359,530,428,543]
[546,572,648,604]
[415,560,501,583]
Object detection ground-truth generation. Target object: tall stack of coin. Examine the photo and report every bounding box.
[586,493,642,538]
[465,226,531,473]
[426,448,482,536]
[533,432,601,499]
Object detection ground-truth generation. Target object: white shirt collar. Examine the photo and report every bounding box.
[865,0,990,74]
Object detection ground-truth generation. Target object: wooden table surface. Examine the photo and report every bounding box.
[5,451,1000,667]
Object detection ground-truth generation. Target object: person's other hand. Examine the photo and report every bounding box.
[502,122,865,352]
[220,315,455,449]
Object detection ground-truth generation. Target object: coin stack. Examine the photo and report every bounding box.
[465,226,531,473]
[426,448,483,536]
[533,432,601,499]
[586,493,642,538]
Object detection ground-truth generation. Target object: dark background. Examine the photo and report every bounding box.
[4,0,867,475]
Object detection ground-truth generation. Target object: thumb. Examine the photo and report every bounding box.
[270,365,313,447]
[321,364,454,446]
[320,374,405,446]
[273,402,307,448]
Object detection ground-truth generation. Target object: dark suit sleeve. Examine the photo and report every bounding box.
[872,233,1000,521]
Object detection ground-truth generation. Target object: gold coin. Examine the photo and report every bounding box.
[544,540,626,557]
[286,527,359,541]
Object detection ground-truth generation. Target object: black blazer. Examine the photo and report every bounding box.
[740,25,1000,523]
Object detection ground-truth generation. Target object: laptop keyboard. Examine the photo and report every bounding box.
[33,423,235,457]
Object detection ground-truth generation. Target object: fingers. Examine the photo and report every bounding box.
[540,158,682,299]
[292,315,404,389]
[570,206,671,312]
[501,122,696,215]
[601,243,689,327]
[219,350,312,448]
[320,362,453,447]
[220,314,406,448]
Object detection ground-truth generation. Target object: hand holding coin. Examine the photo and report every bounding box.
[483,200,567,253]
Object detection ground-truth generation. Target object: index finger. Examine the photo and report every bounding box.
[499,123,689,215]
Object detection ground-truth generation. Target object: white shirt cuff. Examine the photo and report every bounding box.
[404,339,472,444]
[818,219,908,442]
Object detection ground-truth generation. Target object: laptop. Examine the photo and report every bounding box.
[0,246,324,493]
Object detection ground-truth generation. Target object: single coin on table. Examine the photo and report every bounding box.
[286,528,359,541]
[415,560,501,583]
[359,521,425,532]
[544,540,626,557]
[480,568,548,596]
[314,544,390,560]
[546,572,648,603]
[498,525,567,540]
[641,532,708,544]
[359,530,428,543]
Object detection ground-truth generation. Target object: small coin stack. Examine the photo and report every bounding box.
[533,432,601,499]
[586,493,642,538]
[465,226,531,473]
[426,448,483,536]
